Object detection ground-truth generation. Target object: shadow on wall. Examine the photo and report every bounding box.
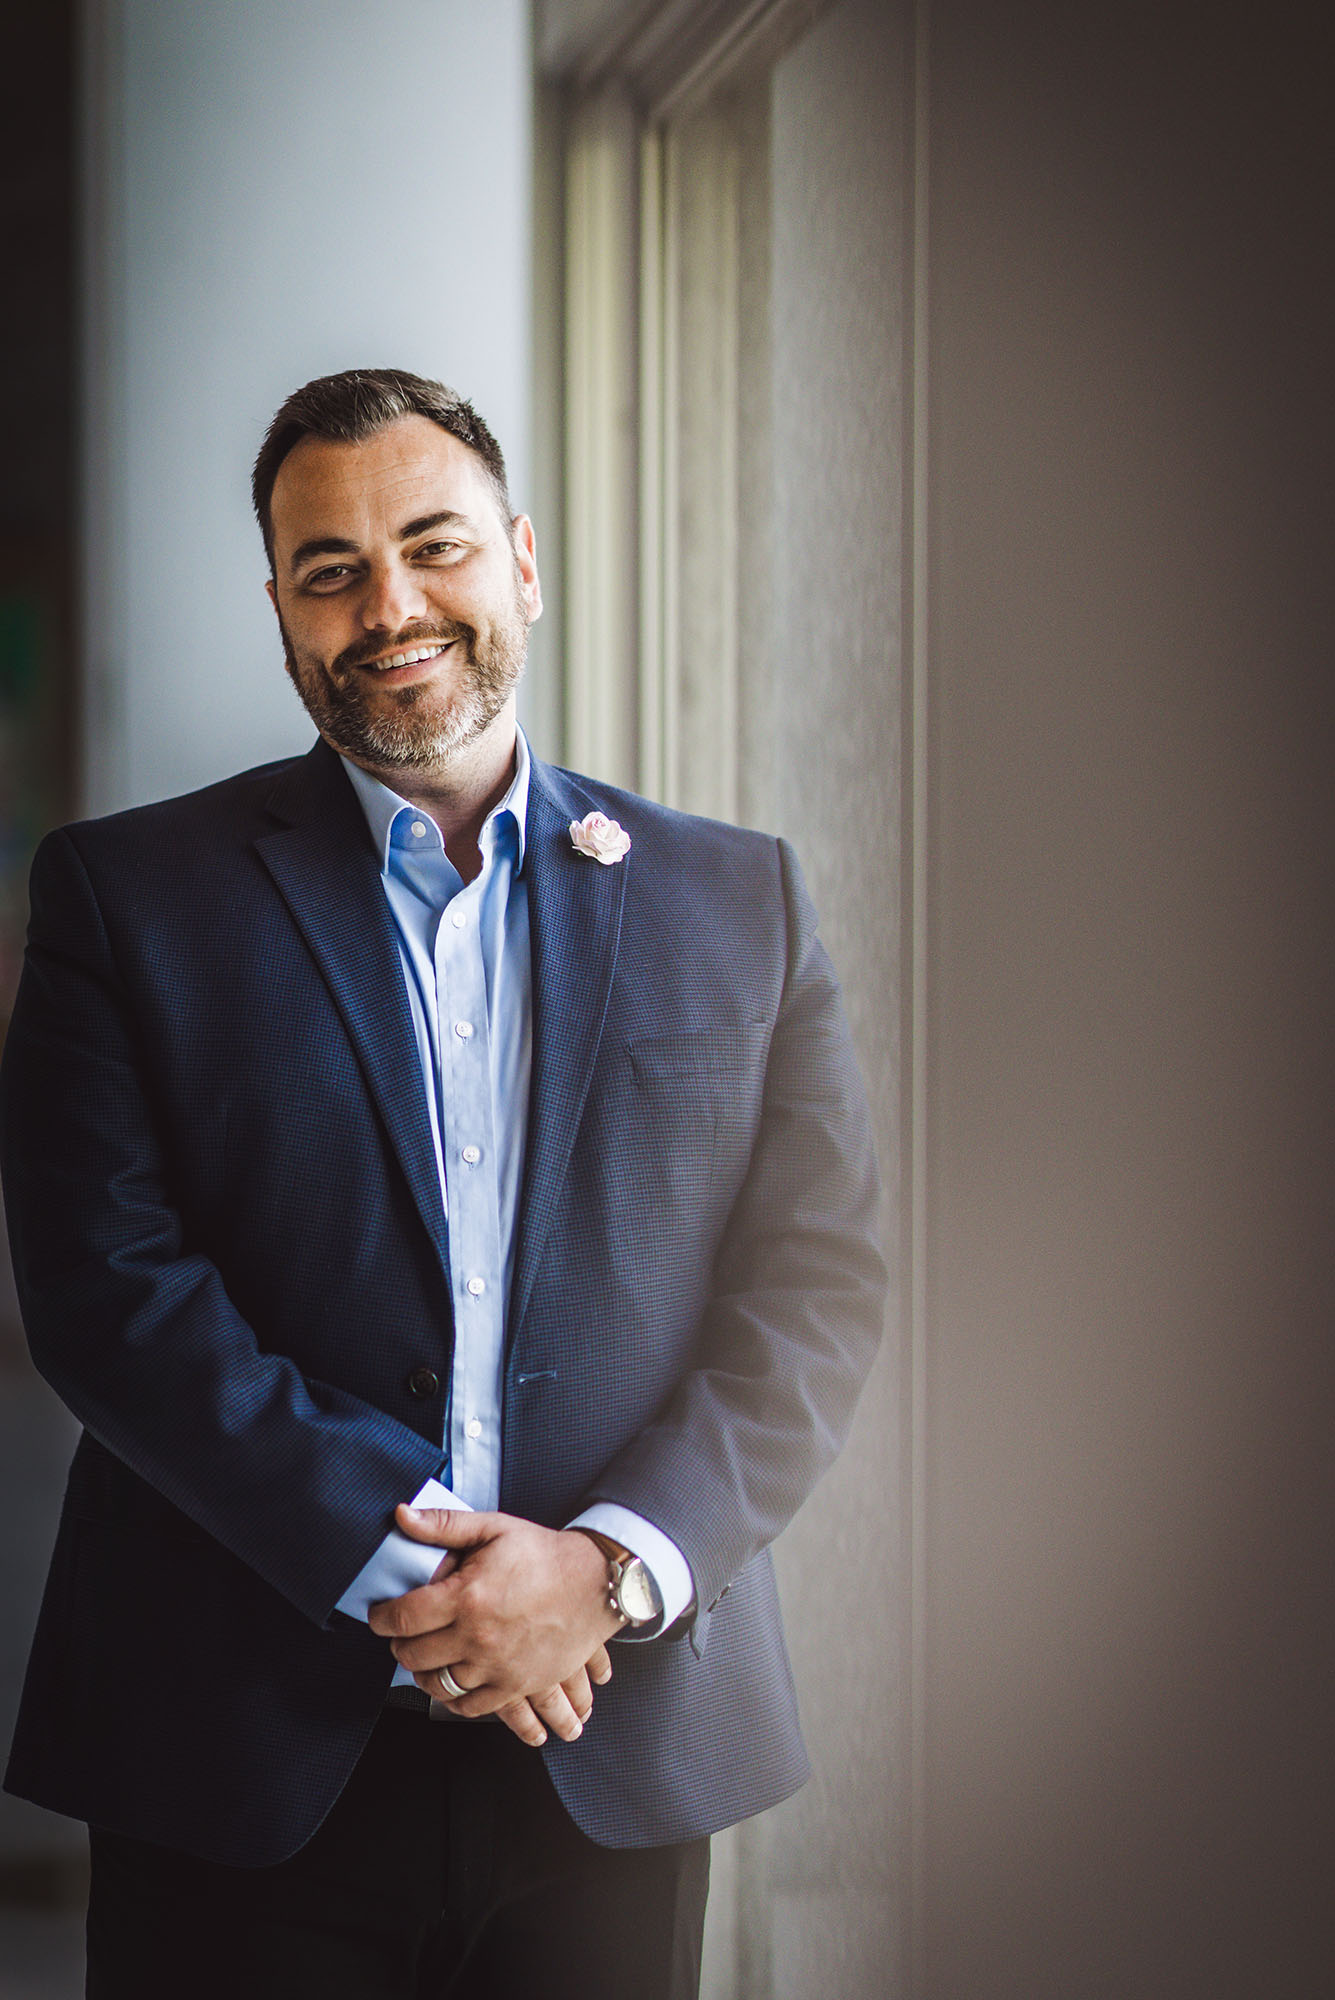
[0,1191,86,1990]
[0,7,84,1952]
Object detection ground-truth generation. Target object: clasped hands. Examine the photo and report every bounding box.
[367,1505,623,1749]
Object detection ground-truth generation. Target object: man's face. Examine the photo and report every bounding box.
[266,415,541,772]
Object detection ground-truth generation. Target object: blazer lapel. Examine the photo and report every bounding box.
[510,759,628,1341]
[253,740,451,1276]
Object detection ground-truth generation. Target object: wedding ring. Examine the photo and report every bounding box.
[435,1664,468,1700]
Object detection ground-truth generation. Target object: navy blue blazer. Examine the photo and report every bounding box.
[0,739,884,1866]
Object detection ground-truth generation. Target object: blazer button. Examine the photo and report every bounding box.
[407,1367,440,1399]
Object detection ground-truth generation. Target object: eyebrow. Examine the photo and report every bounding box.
[287,510,474,575]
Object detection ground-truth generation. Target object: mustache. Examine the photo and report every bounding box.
[332,620,473,675]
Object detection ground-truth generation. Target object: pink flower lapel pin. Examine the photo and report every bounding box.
[569,810,631,864]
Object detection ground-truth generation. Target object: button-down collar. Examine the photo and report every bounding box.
[341,727,531,875]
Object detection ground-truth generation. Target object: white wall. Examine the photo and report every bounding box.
[81,0,533,813]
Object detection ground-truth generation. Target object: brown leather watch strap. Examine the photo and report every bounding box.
[569,1526,633,1622]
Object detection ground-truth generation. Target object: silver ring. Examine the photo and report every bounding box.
[435,1664,468,1700]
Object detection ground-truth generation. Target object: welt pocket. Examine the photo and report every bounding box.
[627,1024,765,1078]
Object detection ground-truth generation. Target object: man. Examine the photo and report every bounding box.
[1,369,884,1998]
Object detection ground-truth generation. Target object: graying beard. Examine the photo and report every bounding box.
[284,620,526,769]
[348,694,492,767]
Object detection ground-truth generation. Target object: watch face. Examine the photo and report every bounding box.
[618,1558,661,1625]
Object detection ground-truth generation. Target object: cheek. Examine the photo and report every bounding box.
[425,576,475,621]
[282,606,347,668]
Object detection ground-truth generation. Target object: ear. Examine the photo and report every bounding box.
[511,515,543,625]
[264,577,278,613]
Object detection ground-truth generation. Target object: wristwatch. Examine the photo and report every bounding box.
[572,1528,663,1628]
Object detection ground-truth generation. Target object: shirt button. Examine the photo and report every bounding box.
[466,1276,486,1297]
[406,1367,440,1399]
[450,910,466,929]
[461,1145,481,1165]
[465,1417,482,1440]
[410,820,427,839]
[454,1020,474,1039]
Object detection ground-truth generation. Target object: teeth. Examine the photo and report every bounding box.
[376,643,446,671]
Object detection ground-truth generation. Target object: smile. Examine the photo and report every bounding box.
[366,642,451,673]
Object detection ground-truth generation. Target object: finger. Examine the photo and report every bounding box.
[395,1504,499,1549]
[418,1660,474,1706]
[560,1665,593,1724]
[410,1660,480,1709]
[391,1625,470,1672]
[411,1672,507,1721]
[525,1684,585,1742]
[586,1642,613,1685]
[493,1698,548,1749]
[368,1583,458,1640]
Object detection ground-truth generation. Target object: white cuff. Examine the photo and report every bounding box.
[568,1502,696,1639]
[335,1475,470,1624]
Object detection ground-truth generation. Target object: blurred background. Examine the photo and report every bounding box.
[0,1,1331,1995]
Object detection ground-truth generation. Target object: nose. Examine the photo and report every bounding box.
[361,559,427,632]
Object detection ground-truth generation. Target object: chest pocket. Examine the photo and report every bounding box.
[627,1022,766,1081]
[626,1023,769,1197]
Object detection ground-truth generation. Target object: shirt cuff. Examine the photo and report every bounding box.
[335,1475,470,1623]
[568,1502,696,1640]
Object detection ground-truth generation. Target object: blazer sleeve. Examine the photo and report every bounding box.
[0,828,443,1627]
[582,836,887,1622]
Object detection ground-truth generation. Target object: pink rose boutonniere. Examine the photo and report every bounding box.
[569,811,631,864]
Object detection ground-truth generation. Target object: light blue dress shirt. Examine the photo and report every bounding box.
[334,733,693,1675]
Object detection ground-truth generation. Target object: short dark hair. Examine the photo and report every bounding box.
[252,367,512,572]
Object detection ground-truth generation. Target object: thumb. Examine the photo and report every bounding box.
[395,1503,495,1548]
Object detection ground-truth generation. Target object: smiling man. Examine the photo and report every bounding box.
[268,415,536,778]
[0,368,885,1999]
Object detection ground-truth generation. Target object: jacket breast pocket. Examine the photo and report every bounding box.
[624,1023,768,1200]
[626,1023,767,1081]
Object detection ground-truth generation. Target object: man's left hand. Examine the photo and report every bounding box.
[369,1506,623,1727]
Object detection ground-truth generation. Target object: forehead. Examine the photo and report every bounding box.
[269,415,497,556]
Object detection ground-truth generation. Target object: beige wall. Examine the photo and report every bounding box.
[920,3,1334,1992]
[761,4,905,1991]
[543,2,1333,1991]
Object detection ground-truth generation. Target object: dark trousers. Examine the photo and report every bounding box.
[86,1709,710,1999]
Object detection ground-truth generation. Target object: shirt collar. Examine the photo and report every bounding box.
[340,728,531,873]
